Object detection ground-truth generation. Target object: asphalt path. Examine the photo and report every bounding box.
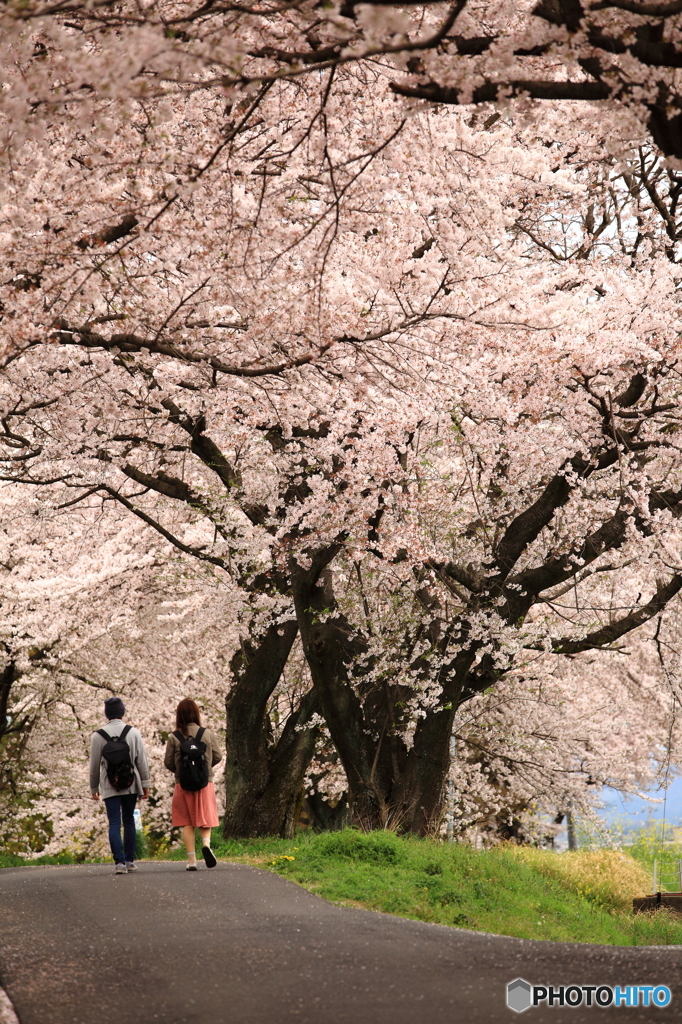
[0,862,679,1024]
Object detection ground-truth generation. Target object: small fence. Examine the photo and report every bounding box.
[652,858,682,894]
[632,858,682,915]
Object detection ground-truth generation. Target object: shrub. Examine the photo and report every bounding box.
[312,828,402,865]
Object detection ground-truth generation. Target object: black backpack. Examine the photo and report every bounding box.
[174,727,209,792]
[97,724,136,791]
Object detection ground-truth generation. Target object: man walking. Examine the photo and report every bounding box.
[90,696,151,874]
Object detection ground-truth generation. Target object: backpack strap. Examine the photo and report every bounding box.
[98,725,131,742]
[173,728,205,743]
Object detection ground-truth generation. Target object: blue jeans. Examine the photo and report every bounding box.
[104,793,137,864]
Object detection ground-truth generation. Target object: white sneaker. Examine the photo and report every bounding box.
[126,862,137,872]
[114,863,127,875]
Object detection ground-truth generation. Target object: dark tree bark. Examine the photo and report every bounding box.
[291,554,382,825]
[0,659,17,746]
[222,617,321,838]
[291,554,478,833]
[387,648,479,835]
[0,659,33,797]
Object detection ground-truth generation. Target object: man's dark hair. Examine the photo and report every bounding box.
[176,698,201,735]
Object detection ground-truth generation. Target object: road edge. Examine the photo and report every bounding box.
[0,987,20,1024]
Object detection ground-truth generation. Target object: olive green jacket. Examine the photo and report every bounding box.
[163,722,223,783]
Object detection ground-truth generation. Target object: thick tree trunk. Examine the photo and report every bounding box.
[291,558,387,827]
[257,686,321,836]
[0,660,28,797]
[292,555,483,835]
[389,649,479,834]
[0,660,17,745]
[222,618,319,838]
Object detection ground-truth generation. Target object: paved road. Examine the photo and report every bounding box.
[0,863,679,1024]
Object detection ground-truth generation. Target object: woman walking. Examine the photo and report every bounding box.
[164,698,223,870]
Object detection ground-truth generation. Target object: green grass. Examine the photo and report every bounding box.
[207,829,682,947]
[619,822,682,893]
[0,850,82,867]
[0,826,144,868]
[4,827,681,946]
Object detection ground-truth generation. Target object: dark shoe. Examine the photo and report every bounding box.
[202,845,217,869]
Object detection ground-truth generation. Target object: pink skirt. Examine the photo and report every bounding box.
[171,781,219,828]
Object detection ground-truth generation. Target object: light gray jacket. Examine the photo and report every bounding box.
[89,718,151,799]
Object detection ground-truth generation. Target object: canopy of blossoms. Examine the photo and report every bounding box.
[1,2,681,844]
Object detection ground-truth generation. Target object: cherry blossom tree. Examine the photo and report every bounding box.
[3,7,682,838]
[3,127,682,836]
[447,630,682,844]
[5,1,682,164]
[0,485,175,851]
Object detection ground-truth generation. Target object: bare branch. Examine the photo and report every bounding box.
[75,214,138,251]
[98,484,228,570]
[551,574,682,654]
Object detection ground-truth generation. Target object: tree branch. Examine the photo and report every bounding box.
[98,484,228,569]
[75,214,138,250]
[550,574,682,654]
[390,80,612,105]
[491,448,618,581]
[505,506,631,604]
[427,559,484,593]
[49,323,338,379]
[591,1,682,14]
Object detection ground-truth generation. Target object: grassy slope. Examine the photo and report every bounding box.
[208,830,682,947]
[3,828,681,946]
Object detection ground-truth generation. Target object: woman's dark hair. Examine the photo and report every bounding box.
[175,698,202,734]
